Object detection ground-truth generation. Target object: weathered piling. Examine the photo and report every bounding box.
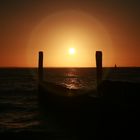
[38,51,43,81]
[96,51,102,94]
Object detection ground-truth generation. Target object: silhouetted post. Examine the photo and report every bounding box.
[114,64,117,70]
[38,51,43,81]
[96,51,102,95]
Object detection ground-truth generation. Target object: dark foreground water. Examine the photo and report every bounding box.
[0,67,140,133]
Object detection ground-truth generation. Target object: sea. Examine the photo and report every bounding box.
[0,67,140,133]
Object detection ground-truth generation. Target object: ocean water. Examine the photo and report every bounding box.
[0,67,140,132]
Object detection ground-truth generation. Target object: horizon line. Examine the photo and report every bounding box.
[0,66,140,68]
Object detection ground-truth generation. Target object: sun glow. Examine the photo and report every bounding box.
[28,10,112,67]
[69,48,75,55]
[69,48,76,55]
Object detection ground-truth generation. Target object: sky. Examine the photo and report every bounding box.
[1,0,140,67]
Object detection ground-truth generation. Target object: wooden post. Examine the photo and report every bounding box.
[38,51,43,81]
[96,51,102,93]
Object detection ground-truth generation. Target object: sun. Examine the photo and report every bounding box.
[69,48,76,55]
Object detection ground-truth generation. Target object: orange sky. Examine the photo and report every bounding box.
[1,0,140,67]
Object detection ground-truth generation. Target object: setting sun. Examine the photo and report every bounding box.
[28,10,113,67]
[69,48,76,55]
